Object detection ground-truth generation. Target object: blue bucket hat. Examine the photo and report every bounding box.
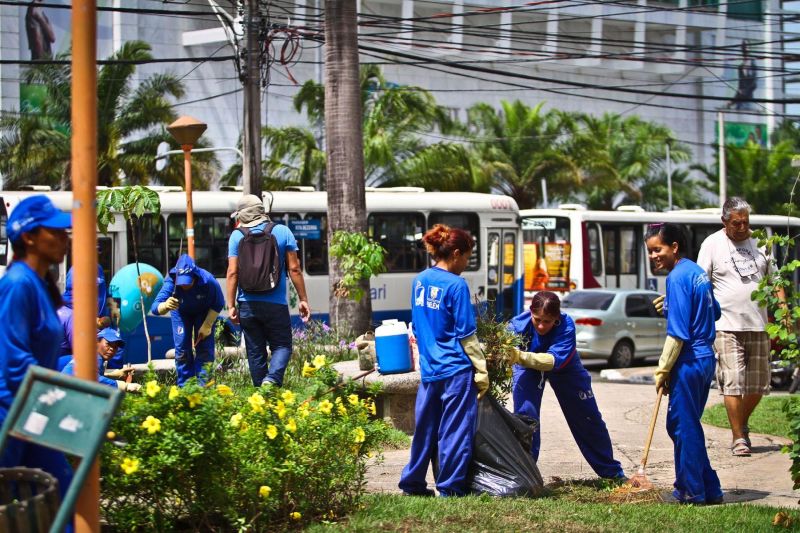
[97,327,125,347]
[7,195,72,244]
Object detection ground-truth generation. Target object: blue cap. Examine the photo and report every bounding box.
[97,327,125,347]
[173,254,197,285]
[7,195,71,244]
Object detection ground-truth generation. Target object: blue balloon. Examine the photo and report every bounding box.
[108,263,164,333]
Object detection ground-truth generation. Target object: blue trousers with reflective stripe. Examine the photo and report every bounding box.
[171,312,215,387]
[512,363,624,479]
[399,368,477,496]
[667,356,722,503]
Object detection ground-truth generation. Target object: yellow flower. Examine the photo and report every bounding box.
[230,413,243,428]
[168,386,180,400]
[353,427,366,444]
[216,384,233,396]
[266,425,278,440]
[297,404,310,419]
[313,354,327,368]
[187,393,202,408]
[106,431,116,440]
[285,418,297,433]
[337,403,347,416]
[348,394,360,406]
[290,512,301,521]
[365,400,377,416]
[302,362,316,377]
[259,485,271,498]
[318,399,333,415]
[145,380,161,398]
[248,393,266,413]
[120,457,139,475]
[281,390,296,405]
[274,400,287,419]
[141,415,161,434]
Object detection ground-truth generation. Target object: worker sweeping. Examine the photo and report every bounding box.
[645,223,723,504]
[61,328,140,392]
[510,291,625,479]
[151,254,224,387]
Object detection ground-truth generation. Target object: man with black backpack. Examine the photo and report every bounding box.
[227,194,311,387]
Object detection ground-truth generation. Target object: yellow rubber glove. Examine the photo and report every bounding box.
[653,295,665,316]
[654,335,683,394]
[108,298,121,326]
[510,348,555,371]
[117,381,142,393]
[460,333,489,400]
[157,296,180,315]
[195,309,220,346]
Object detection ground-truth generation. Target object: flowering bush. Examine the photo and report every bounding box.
[284,320,357,389]
[101,355,390,530]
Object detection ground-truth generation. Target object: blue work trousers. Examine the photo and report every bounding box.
[172,312,215,387]
[399,368,477,496]
[238,301,292,387]
[667,356,722,504]
[512,363,624,479]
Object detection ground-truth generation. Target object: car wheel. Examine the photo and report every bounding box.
[609,340,634,368]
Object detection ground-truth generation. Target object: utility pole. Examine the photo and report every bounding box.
[242,0,262,197]
[718,111,727,208]
[666,142,672,211]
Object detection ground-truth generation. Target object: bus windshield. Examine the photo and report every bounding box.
[522,216,571,292]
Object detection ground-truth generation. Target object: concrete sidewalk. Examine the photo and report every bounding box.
[365,380,799,508]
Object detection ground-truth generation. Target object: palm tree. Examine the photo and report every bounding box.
[324,0,370,333]
[464,100,581,208]
[570,113,690,210]
[636,167,714,211]
[0,41,217,189]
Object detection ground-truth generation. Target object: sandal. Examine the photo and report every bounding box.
[731,438,751,457]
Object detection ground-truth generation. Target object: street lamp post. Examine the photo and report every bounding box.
[167,116,207,259]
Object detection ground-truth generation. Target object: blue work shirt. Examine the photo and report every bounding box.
[509,310,579,371]
[665,258,720,362]
[63,265,108,317]
[411,266,475,383]
[0,262,64,411]
[61,356,117,388]
[57,305,74,356]
[151,263,224,317]
[227,222,297,306]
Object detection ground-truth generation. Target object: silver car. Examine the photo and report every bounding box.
[561,289,666,368]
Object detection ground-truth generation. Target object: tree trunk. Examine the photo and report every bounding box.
[324,0,371,335]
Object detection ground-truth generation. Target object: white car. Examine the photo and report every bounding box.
[561,289,666,368]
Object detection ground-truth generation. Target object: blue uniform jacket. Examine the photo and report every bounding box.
[0,262,64,411]
[509,310,579,372]
[150,256,224,317]
[61,356,117,388]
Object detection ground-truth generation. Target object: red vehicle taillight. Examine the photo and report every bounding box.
[575,317,603,326]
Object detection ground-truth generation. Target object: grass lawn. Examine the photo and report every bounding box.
[305,489,799,532]
[702,395,800,440]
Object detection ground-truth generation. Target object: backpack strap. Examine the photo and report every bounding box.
[264,222,277,235]
[236,226,251,236]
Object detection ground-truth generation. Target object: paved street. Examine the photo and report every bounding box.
[365,377,799,508]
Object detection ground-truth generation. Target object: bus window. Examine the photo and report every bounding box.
[369,212,426,273]
[129,214,165,272]
[167,214,234,279]
[0,200,6,266]
[587,223,602,277]
[429,212,480,270]
[65,235,113,283]
[688,224,718,261]
[302,213,328,275]
[521,216,570,290]
[271,212,302,270]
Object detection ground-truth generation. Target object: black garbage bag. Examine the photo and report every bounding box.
[467,395,545,497]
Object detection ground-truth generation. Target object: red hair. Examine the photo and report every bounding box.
[422,224,475,261]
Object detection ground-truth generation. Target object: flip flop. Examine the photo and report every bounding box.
[731,438,751,457]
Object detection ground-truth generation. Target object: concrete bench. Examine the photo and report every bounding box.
[333,360,420,434]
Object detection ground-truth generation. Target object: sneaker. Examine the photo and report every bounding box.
[402,489,435,497]
[260,379,278,390]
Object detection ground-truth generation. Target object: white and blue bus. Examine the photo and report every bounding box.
[520,205,800,297]
[0,187,524,361]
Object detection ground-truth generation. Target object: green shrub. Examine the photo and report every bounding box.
[101,355,391,531]
[475,300,523,403]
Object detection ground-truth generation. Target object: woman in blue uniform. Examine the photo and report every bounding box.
[646,223,723,504]
[510,291,624,479]
[0,195,73,509]
[151,254,224,386]
[399,224,488,497]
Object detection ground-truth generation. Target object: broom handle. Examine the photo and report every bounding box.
[639,388,664,470]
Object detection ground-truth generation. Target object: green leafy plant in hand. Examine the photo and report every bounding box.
[475,299,523,403]
[329,230,387,301]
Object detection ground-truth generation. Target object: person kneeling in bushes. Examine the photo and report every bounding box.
[61,327,141,392]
